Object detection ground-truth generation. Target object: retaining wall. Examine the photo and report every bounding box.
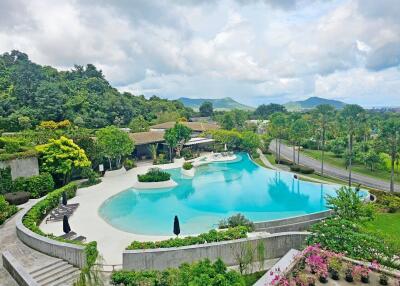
[0,156,39,180]
[16,204,87,268]
[123,232,309,270]
[253,210,332,233]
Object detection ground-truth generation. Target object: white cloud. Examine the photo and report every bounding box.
[0,0,399,106]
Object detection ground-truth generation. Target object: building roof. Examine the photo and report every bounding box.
[150,121,219,132]
[129,131,165,145]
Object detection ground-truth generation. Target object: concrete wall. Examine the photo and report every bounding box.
[2,250,39,286]
[16,204,87,268]
[123,232,309,270]
[0,156,39,180]
[253,210,332,233]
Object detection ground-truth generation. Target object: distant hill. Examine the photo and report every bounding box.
[178,97,254,111]
[284,97,346,111]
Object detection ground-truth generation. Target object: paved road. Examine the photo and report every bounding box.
[269,140,400,192]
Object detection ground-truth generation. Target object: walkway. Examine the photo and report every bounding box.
[0,201,60,286]
[269,141,400,192]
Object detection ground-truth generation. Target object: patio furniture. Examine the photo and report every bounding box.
[58,231,77,240]
[73,236,87,242]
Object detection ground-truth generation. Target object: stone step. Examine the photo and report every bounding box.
[37,267,79,286]
[30,260,68,278]
[46,270,80,286]
[36,264,74,283]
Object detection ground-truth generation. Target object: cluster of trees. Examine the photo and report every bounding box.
[0,50,192,131]
[266,104,400,192]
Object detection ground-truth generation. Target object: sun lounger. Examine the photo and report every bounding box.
[73,235,86,242]
[58,231,77,239]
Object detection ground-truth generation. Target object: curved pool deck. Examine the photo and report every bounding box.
[39,153,346,265]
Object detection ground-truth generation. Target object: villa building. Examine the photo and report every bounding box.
[129,121,219,160]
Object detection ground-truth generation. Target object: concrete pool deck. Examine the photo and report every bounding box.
[39,153,238,265]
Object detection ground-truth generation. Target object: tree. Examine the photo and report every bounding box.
[164,128,178,162]
[165,123,192,159]
[221,112,235,130]
[129,115,149,133]
[36,136,91,184]
[96,126,134,169]
[289,118,309,164]
[148,143,158,162]
[240,131,260,153]
[269,112,287,161]
[199,101,213,117]
[313,104,335,175]
[254,103,286,119]
[340,104,365,186]
[379,117,400,192]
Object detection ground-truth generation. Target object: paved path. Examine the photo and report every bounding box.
[270,141,400,192]
[0,200,61,286]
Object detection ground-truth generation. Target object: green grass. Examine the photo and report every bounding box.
[265,153,277,166]
[254,158,268,168]
[302,149,400,184]
[361,212,400,253]
[243,271,266,286]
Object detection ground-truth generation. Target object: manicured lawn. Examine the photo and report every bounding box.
[302,149,400,184]
[361,212,400,253]
[254,158,268,168]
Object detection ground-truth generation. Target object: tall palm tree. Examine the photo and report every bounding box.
[340,104,365,186]
[313,105,335,176]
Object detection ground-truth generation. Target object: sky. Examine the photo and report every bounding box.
[1,0,400,107]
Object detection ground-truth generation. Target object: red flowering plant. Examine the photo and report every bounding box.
[352,264,370,280]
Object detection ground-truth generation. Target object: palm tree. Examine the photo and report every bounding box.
[340,104,365,186]
[148,143,158,162]
[379,117,400,192]
[270,112,287,162]
[313,105,335,175]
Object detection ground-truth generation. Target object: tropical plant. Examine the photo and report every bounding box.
[269,112,287,162]
[0,195,18,225]
[36,136,91,184]
[218,213,255,231]
[96,126,134,169]
[148,143,158,162]
[182,162,193,170]
[137,168,171,182]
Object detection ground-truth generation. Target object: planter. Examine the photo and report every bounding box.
[331,270,340,281]
[379,278,388,285]
[345,273,354,282]
[361,275,369,283]
[319,276,328,284]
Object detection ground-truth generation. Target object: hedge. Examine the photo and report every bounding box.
[4,192,30,205]
[0,149,37,161]
[275,158,293,166]
[290,164,315,174]
[182,162,193,170]
[0,167,12,194]
[137,168,171,182]
[111,259,245,286]
[22,183,98,268]
[13,173,55,198]
[126,226,249,250]
[0,195,18,225]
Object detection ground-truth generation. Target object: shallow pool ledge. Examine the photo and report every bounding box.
[132,179,178,189]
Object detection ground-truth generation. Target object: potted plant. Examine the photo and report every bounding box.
[318,271,328,284]
[353,264,370,284]
[345,268,354,282]
[307,275,316,286]
[379,273,388,285]
[328,257,342,280]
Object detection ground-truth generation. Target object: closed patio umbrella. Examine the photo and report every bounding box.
[173,215,180,237]
[63,215,71,234]
[62,191,67,206]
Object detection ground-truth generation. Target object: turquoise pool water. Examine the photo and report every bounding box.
[99,153,346,235]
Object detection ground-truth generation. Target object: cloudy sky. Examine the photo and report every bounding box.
[1,0,400,107]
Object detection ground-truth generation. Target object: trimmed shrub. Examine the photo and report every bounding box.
[275,158,293,166]
[251,151,260,159]
[138,168,171,182]
[299,166,314,174]
[123,158,135,170]
[218,213,255,231]
[12,173,54,198]
[126,226,249,250]
[182,162,193,170]
[0,167,12,194]
[0,195,18,225]
[111,259,245,286]
[80,168,101,187]
[290,165,301,172]
[4,192,30,205]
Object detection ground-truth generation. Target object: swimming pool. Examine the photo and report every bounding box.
[99,153,348,235]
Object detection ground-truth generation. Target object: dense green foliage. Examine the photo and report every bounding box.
[137,168,171,182]
[307,217,398,269]
[0,50,192,131]
[96,126,134,169]
[205,129,260,153]
[199,101,214,117]
[182,162,193,170]
[111,259,245,286]
[0,195,18,225]
[254,103,286,119]
[0,167,12,194]
[36,136,91,184]
[12,172,54,198]
[218,214,255,231]
[163,122,192,158]
[126,226,248,250]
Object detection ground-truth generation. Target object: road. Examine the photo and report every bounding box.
[269,140,400,192]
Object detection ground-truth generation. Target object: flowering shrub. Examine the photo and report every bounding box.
[352,264,370,280]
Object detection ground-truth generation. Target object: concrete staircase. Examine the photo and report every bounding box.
[30,259,80,286]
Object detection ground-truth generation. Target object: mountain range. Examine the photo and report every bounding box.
[283,97,346,111]
[178,97,255,111]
